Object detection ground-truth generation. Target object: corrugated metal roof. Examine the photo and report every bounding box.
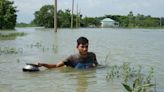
[101,18,114,22]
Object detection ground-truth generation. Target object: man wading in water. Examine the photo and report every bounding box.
[38,36,99,69]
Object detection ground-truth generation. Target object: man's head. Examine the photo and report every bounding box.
[76,37,89,55]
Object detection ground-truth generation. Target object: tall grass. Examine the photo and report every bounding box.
[106,62,155,92]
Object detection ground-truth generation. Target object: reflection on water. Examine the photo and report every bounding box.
[76,71,90,92]
[0,28,164,92]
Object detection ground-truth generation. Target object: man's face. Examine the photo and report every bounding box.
[77,43,88,55]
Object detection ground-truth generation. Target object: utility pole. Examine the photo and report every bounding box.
[54,0,57,32]
[76,3,78,28]
[71,0,74,29]
[78,8,81,28]
[160,17,162,27]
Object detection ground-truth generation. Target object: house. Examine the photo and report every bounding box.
[101,18,119,28]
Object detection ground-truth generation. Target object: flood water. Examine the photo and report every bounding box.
[0,27,164,92]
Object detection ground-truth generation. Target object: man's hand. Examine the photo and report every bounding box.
[37,62,44,67]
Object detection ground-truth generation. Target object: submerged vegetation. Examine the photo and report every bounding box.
[0,40,58,55]
[0,42,57,55]
[0,39,157,92]
[0,47,23,55]
[0,32,26,40]
[106,62,155,92]
[27,42,58,53]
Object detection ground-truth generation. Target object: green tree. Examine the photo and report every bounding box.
[135,13,145,27]
[128,11,135,27]
[145,16,159,27]
[118,16,129,27]
[57,9,71,28]
[33,5,75,28]
[33,5,54,28]
[105,15,129,27]
[161,17,164,27]
[81,17,101,27]
[0,0,17,29]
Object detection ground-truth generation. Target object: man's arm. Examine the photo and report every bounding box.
[93,53,99,66]
[94,59,98,66]
[38,61,65,69]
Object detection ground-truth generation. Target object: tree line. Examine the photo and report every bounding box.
[0,1,164,29]
[31,5,101,28]
[108,11,163,28]
[32,5,164,28]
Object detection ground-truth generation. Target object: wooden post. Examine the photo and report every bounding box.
[54,0,57,32]
[71,0,74,29]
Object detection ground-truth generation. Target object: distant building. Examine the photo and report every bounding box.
[101,18,119,28]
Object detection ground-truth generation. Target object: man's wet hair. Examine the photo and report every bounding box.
[77,37,89,46]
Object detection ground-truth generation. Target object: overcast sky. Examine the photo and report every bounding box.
[12,0,164,23]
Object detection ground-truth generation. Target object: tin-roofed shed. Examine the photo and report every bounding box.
[101,18,119,28]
